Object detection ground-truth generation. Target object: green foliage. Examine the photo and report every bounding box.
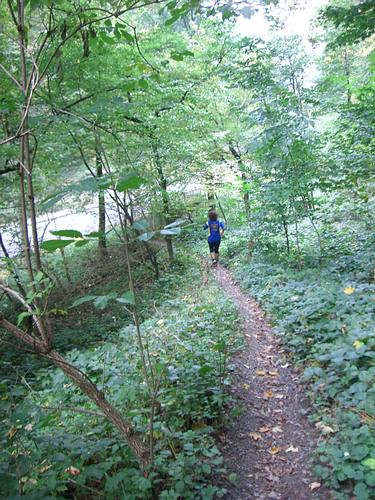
[320,2,375,47]
[0,253,241,498]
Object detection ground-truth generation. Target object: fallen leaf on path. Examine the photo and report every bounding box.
[243,383,250,390]
[249,432,262,441]
[272,426,283,434]
[39,463,53,473]
[281,363,289,368]
[285,445,299,453]
[263,391,273,398]
[274,394,284,399]
[268,491,279,499]
[344,286,355,295]
[256,370,266,376]
[315,422,335,434]
[269,446,281,455]
[309,482,321,490]
[65,466,80,475]
[259,426,271,433]
[268,371,278,376]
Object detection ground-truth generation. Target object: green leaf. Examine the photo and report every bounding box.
[116,291,135,305]
[138,232,156,242]
[51,230,83,238]
[119,29,134,44]
[154,363,165,375]
[160,227,181,236]
[40,240,74,252]
[70,295,97,308]
[138,78,148,90]
[354,482,370,500]
[75,240,90,247]
[170,53,184,61]
[34,271,44,283]
[116,172,147,191]
[133,219,149,231]
[170,50,194,61]
[164,218,186,229]
[165,14,180,26]
[94,293,117,310]
[17,311,33,326]
[363,458,375,470]
[85,231,100,238]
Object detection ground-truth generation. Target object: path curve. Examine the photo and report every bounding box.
[213,264,328,500]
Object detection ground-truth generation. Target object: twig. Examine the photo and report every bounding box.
[0,63,22,90]
[40,405,105,418]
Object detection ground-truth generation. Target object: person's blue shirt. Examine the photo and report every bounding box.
[203,219,225,243]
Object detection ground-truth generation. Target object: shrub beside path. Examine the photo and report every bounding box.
[213,264,330,500]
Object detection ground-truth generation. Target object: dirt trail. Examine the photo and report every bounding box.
[213,264,328,500]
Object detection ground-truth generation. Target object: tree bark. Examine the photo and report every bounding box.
[152,142,174,262]
[95,143,108,259]
[228,144,251,223]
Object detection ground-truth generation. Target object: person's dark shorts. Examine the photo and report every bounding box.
[208,240,221,252]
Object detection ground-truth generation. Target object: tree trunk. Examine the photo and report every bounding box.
[229,144,250,223]
[152,143,174,262]
[95,144,108,259]
[281,214,290,254]
[241,173,251,224]
[17,0,51,347]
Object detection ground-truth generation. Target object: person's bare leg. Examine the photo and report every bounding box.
[210,252,216,261]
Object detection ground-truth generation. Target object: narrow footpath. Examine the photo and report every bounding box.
[213,264,328,500]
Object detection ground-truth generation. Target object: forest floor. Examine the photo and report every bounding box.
[212,263,329,500]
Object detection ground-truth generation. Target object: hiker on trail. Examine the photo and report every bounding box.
[203,209,225,265]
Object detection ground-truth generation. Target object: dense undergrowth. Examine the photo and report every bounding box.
[0,241,242,499]
[222,199,375,500]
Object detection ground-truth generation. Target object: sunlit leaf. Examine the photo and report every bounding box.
[116,172,148,191]
[40,240,74,252]
[362,458,375,470]
[138,231,156,242]
[164,218,186,229]
[51,230,83,238]
[160,227,181,236]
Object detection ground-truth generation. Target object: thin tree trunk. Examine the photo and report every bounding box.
[281,215,290,255]
[95,143,108,259]
[17,0,51,347]
[241,172,251,224]
[229,144,250,223]
[152,143,174,262]
[343,49,352,105]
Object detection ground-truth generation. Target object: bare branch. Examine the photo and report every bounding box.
[0,282,44,339]
[40,405,105,418]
